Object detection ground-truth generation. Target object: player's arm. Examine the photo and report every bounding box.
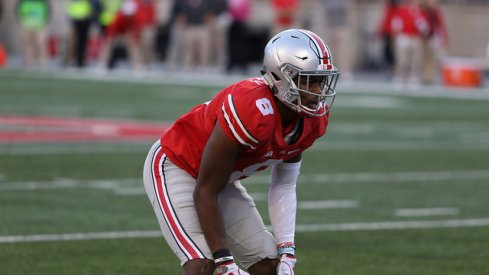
[269,154,302,274]
[194,123,241,259]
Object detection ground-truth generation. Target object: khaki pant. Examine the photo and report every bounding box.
[20,28,49,67]
[394,34,423,83]
[182,24,211,69]
[140,25,156,65]
[422,38,443,85]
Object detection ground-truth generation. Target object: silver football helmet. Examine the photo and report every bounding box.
[262,29,339,117]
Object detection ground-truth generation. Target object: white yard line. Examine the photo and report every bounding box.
[298,200,359,209]
[312,140,489,151]
[294,218,489,232]
[0,231,162,244]
[245,169,489,185]
[247,194,360,209]
[0,143,150,155]
[333,96,406,109]
[2,218,489,244]
[1,169,489,192]
[113,187,145,196]
[0,179,137,191]
[395,208,460,217]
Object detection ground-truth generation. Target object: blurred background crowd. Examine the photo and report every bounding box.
[0,0,488,88]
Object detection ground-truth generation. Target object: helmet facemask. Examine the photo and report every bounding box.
[279,63,339,117]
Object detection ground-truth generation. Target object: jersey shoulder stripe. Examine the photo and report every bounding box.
[222,94,259,149]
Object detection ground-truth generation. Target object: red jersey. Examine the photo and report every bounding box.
[136,0,157,26]
[377,4,399,36]
[393,4,429,36]
[161,77,328,182]
[272,0,299,27]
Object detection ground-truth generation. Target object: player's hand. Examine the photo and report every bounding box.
[215,256,250,275]
[276,254,296,275]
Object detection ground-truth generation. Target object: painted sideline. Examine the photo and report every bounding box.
[1,218,489,244]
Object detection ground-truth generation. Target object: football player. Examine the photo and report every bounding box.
[143,29,339,275]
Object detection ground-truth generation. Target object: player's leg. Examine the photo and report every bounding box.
[143,140,214,274]
[218,181,279,275]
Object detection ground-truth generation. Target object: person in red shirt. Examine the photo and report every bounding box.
[143,29,339,275]
[421,0,448,84]
[376,0,400,74]
[271,0,300,36]
[98,0,143,70]
[391,0,429,88]
[135,0,157,66]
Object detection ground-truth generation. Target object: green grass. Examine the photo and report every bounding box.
[1,70,489,274]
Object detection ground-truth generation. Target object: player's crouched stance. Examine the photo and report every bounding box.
[143,29,339,275]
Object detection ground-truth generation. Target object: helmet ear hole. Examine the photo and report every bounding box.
[271,72,281,81]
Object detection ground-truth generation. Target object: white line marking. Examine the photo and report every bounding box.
[395,208,460,217]
[313,140,489,151]
[335,96,406,109]
[2,169,489,192]
[0,179,132,190]
[245,170,489,184]
[248,194,359,209]
[294,218,489,232]
[303,170,489,183]
[114,187,145,196]
[0,143,150,155]
[298,200,359,209]
[2,218,489,243]
[0,231,162,244]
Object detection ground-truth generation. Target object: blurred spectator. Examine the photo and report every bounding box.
[16,0,51,67]
[95,0,121,68]
[226,0,251,73]
[65,0,101,68]
[166,0,185,68]
[421,0,448,85]
[178,0,214,70]
[376,0,400,75]
[0,0,3,68]
[271,0,300,37]
[0,0,6,68]
[391,0,429,88]
[98,0,143,70]
[209,0,229,69]
[321,0,353,82]
[98,0,121,34]
[136,0,157,67]
[487,39,489,60]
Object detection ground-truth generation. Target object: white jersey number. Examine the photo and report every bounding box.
[256,98,274,116]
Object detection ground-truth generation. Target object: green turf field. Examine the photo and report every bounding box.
[1,69,489,274]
